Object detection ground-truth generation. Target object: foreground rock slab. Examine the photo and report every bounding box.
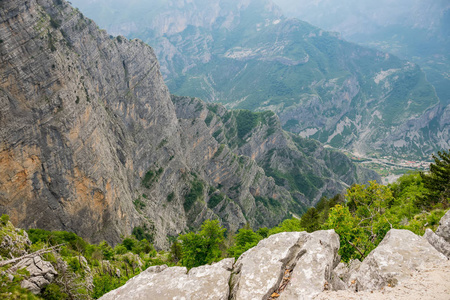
[425,228,450,258]
[229,232,308,300]
[436,210,450,243]
[230,230,341,300]
[355,229,447,291]
[100,258,234,300]
[315,260,450,300]
[280,230,340,299]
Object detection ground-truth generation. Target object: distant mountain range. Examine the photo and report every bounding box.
[71,0,449,159]
[272,0,450,104]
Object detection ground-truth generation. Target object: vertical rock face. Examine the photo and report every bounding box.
[0,0,170,244]
[173,95,380,208]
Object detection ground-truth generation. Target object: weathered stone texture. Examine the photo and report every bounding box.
[100,258,234,300]
[355,229,447,291]
[280,230,340,299]
[9,256,58,294]
[436,209,450,243]
[230,232,308,300]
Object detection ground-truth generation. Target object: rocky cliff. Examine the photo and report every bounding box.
[0,0,378,248]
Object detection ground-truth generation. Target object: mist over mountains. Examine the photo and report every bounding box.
[71,0,449,159]
[272,0,450,104]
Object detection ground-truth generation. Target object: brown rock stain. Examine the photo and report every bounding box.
[69,167,110,218]
[193,136,205,149]
[214,171,229,183]
[200,109,207,119]
[251,140,267,161]
[207,146,215,160]
[0,147,42,206]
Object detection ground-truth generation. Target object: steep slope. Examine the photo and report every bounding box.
[0,0,378,248]
[70,0,444,159]
[173,97,379,206]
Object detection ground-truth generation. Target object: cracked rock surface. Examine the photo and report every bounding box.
[355,229,447,292]
[98,223,450,300]
[100,258,234,300]
[8,256,58,294]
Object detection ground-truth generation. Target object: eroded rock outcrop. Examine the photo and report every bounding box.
[355,229,447,291]
[230,231,309,300]
[100,258,235,300]
[425,210,450,259]
[436,209,450,242]
[279,230,340,299]
[8,256,58,294]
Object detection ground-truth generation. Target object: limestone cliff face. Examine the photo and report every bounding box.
[0,0,378,248]
[0,0,173,245]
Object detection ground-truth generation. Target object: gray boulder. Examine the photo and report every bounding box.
[100,258,234,300]
[280,230,340,299]
[424,228,450,259]
[436,210,450,243]
[8,256,57,294]
[332,259,361,290]
[355,229,447,291]
[229,230,341,300]
[229,231,309,300]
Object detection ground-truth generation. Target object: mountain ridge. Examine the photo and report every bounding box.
[70,0,448,159]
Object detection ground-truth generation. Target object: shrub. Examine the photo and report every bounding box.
[0,214,9,226]
[167,192,175,202]
[184,179,204,211]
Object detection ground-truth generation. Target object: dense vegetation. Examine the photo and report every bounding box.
[1,150,449,299]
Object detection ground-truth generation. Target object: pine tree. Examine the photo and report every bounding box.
[300,207,320,232]
[419,149,450,209]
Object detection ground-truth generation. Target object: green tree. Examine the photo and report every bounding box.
[179,219,226,269]
[419,149,450,209]
[325,205,361,262]
[300,207,320,232]
[169,240,182,263]
[122,238,136,251]
[326,181,395,261]
[227,228,262,259]
[268,217,303,235]
[99,241,114,260]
